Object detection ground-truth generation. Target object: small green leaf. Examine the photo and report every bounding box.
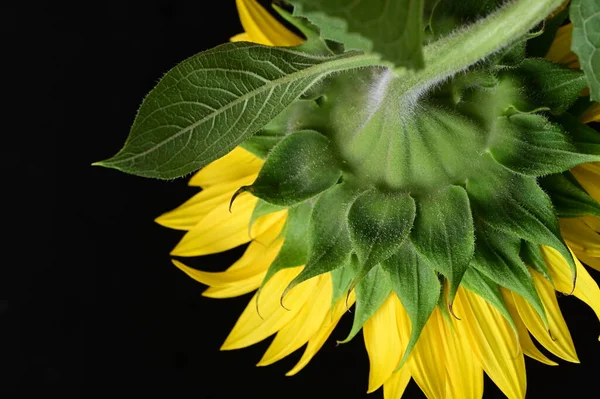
[571,0,600,101]
[461,268,517,332]
[262,201,315,287]
[347,189,416,275]
[471,222,548,327]
[95,42,381,179]
[285,183,357,291]
[412,185,475,306]
[426,0,504,38]
[340,265,392,343]
[382,241,441,366]
[489,114,600,176]
[330,258,359,306]
[289,0,425,69]
[243,130,341,206]
[540,172,600,218]
[527,6,569,57]
[514,58,588,114]
[520,241,552,282]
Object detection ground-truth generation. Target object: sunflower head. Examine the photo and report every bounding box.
[97,1,600,398]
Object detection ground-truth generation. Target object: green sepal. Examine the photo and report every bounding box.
[330,257,360,306]
[467,159,577,279]
[540,172,600,218]
[339,264,392,344]
[241,99,321,159]
[489,113,600,176]
[571,0,600,101]
[261,200,315,287]
[283,183,357,293]
[520,241,552,282]
[288,0,424,69]
[347,188,416,277]
[382,240,441,367]
[461,268,518,333]
[240,130,341,206]
[556,112,600,156]
[412,185,475,307]
[513,58,588,114]
[470,222,549,328]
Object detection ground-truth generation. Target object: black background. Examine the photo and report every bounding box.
[7,0,600,398]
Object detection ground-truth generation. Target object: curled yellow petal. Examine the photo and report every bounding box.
[455,288,526,399]
[188,146,262,188]
[560,218,600,257]
[542,245,600,322]
[511,273,578,363]
[581,103,600,124]
[286,291,356,376]
[258,274,332,366]
[221,266,317,350]
[235,0,302,46]
[156,175,256,231]
[546,23,580,68]
[503,291,558,366]
[383,368,412,399]
[363,294,403,393]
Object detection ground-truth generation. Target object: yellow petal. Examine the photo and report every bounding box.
[230,32,252,42]
[581,103,600,124]
[286,291,356,376]
[235,0,302,47]
[258,274,332,366]
[363,294,403,393]
[171,194,285,257]
[156,175,256,231]
[574,250,600,272]
[221,266,317,350]
[584,215,600,233]
[438,310,485,399]
[188,147,262,188]
[383,368,412,399]
[455,288,526,399]
[546,23,580,68]
[408,309,448,399]
[511,272,579,363]
[202,275,264,298]
[503,290,558,366]
[542,245,600,322]
[571,163,600,203]
[560,218,600,257]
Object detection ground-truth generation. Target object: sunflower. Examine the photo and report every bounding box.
[152,1,600,398]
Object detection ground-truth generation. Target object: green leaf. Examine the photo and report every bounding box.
[412,185,474,306]
[285,183,357,291]
[571,0,600,101]
[382,241,441,366]
[288,0,425,69]
[347,189,416,274]
[426,0,504,38]
[471,222,548,327]
[95,42,381,178]
[461,268,517,332]
[466,157,576,278]
[520,241,552,282]
[540,172,600,218]
[489,114,600,176]
[241,130,341,206]
[262,201,315,287]
[339,265,392,343]
[514,58,588,114]
[330,258,360,306]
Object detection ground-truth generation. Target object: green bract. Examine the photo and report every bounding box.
[99,0,600,361]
